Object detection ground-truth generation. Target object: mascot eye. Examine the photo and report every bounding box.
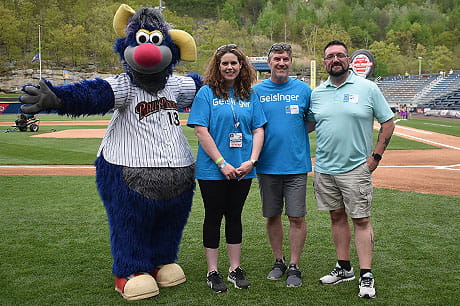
[136,31,150,44]
[150,31,164,46]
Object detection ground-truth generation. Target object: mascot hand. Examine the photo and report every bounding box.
[20,79,61,114]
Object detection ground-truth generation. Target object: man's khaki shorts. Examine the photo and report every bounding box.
[313,162,373,218]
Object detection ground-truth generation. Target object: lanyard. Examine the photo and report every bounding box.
[229,98,240,130]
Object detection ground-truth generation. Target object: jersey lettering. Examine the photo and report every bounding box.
[135,97,177,120]
[167,111,180,126]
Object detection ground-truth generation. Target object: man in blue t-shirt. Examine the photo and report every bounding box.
[253,43,312,288]
[308,40,395,299]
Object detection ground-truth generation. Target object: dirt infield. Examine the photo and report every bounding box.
[1,121,459,197]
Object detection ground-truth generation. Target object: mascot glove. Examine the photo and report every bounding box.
[20,79,61,114]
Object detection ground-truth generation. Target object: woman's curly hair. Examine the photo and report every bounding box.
[204,45,256,101]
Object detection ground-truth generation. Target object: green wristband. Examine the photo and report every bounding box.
[215,157,224,164]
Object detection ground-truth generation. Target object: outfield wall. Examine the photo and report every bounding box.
[0,98,21,114]
[422,109,460,118]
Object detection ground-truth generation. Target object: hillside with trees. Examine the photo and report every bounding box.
[0,0,458,79]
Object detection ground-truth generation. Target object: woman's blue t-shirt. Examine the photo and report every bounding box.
[187,85,267,180]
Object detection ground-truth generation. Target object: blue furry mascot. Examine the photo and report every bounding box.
[20,4,202,301]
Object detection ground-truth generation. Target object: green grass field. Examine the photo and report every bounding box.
[0,114,459,305]
[0,114,437,165]
[396,117,460,137]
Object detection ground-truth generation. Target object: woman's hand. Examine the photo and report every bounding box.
[236,160,254,180]
[220,162,240,180]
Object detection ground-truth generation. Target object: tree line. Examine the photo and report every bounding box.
[0,0,458,78]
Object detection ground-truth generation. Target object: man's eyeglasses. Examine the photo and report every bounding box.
[269,43,292,55]
[217,44,238,52]
[324,53,348,61]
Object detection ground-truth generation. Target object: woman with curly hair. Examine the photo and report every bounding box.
[187,44,267,293]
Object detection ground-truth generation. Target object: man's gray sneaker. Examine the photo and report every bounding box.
[286,263,302,287]
[267,258,287,280]
[319,262,355,285]
[358,272,376,299]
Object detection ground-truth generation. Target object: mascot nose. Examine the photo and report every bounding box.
[133,44,162,67]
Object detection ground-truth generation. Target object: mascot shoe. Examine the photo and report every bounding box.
[153,263,186,287]
[115,273,159,301]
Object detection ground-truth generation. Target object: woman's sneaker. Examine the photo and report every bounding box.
[207,271,227,293]
[358,272,376,299]
[319,262,355,285]
[227,267,250,289]
[267,257,287,280]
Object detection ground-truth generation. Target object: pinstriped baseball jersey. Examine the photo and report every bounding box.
[97,73,196,167]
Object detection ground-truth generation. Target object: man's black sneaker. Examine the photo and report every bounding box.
[206,271,227,293]
[267,257,287,280]
[227,266,250,289]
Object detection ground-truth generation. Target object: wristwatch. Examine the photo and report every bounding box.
[372,153,382,162]
[250,160,258,167]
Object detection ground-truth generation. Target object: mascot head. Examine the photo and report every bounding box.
[112,4,197,93]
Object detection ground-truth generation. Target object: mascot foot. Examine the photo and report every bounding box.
[115,273,159,301]
[153,263,186,287]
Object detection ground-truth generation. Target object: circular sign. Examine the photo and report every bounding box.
[351,49,375,79]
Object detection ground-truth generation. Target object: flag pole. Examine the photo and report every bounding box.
[38,24,42,79]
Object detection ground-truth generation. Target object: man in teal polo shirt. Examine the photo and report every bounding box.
[308,40,395,299]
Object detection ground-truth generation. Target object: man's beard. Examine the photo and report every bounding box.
[328,63,348,77]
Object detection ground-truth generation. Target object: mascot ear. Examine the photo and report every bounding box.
[113,4,136,38]
[170,30,197,62]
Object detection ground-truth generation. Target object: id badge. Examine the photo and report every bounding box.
[229,133,243,148]
[285,105,299,114]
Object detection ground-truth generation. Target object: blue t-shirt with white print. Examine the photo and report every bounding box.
[253,78,312,174]
[187,85,267,180]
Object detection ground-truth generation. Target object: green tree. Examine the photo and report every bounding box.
[47,24,88,66]
[435,31,459,51]
[85,5,119,70]
[241,0,266,25]
[349,26,373,50]
[1,0,459,74]
[386,29,415,57]
[220,0,242,26]
[429,45,454,73]
[190,19,253,74]
[167,0,220,18]
[0,7,25,63]
[255,1,283,42]
[374,8,391,41]
[312,26,351,60]
[369,40,403,76]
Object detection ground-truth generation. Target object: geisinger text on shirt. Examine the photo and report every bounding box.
[212,97,251,107]
[259,93,299,103]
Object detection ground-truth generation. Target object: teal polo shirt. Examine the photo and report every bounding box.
[308,72,394,174]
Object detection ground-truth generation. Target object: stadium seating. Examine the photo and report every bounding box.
[376,74,437,105]
[375,73,460,111]
[420,89,460,110]
[415,73,460,108]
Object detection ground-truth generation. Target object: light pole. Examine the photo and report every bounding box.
[418,57,423,75]
[155,0,165,11]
